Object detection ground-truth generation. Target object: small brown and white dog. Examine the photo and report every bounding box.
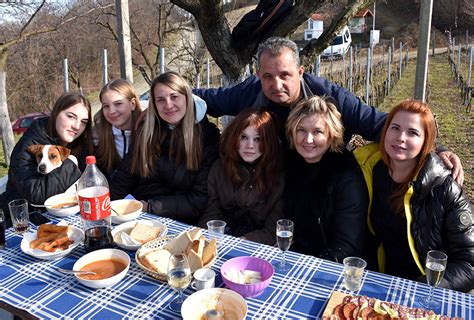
[27,144,78,174]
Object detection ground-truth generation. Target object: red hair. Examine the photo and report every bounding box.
[220,108,282,195]
[379,99,437,213]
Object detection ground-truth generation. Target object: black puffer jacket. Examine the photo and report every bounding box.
[284,150,368,263]
[355,144,474,293]
[110,117,219,225]
[410,153,473,292]
[0,118,84,224]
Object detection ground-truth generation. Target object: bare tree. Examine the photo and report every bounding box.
[0,1,112,164]
[169,0,375,82]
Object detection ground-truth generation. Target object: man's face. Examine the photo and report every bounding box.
[257,48,304,107]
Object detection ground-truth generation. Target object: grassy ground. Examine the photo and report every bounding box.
[379,53,473,200]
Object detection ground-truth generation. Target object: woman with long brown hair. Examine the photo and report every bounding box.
[0,93,93,225]
[199,108,284,245]
[94,79,142,179]
[110,72,219,225]
[354,99,473,292]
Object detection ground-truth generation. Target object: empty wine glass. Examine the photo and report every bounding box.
[419,250,447,310]
[274,219,293,272]
[167,253,192,312]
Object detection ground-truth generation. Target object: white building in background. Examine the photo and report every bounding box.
[348,8,373,34]
[304,13,324,40]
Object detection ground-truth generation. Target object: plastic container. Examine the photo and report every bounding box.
[77,156,113,252]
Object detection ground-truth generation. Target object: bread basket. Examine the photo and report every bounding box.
[135,235,217,281]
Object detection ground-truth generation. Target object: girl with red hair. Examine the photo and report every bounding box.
[199,108,284,245]
[354,99,473,292]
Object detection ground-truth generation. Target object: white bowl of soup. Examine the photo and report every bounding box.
[73,248,130,289]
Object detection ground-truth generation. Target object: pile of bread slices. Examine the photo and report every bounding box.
[138,228,217,274]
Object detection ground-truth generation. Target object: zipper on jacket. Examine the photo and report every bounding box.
[121,130,127,159]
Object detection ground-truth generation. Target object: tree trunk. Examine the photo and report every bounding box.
[0,68,15,166]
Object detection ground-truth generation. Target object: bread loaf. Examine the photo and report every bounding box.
[141,249,171,274]
[129,223,161,244]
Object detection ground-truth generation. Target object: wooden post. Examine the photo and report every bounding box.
[102,49,108,87]
[115,0,133,82]
[399,42,403,79]
[159,48,165,74]
[468,47,473,87]
[63,59,69,93]
[387,46,391,90]
[365,47,371,104]
[414,0,433,101]
[349,47,353,92]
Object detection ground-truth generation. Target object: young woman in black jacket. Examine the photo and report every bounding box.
[0,93,93,225]
[284,96,368,263]
[199,108,284,245]
[354,99,473,292]
[110,72,219,225]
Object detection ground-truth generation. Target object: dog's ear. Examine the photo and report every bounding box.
[56,146,71,161]
[27,144,44,156]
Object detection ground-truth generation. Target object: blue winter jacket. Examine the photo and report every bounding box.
[194,73,387,143]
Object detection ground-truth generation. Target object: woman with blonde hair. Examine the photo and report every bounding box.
[94,79,142,178]
[199,108,284,245]
[111,72,219,225]
[354,99,473,292]
[284,96,368,262]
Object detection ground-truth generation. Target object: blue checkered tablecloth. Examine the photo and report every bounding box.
[0,212,472,319]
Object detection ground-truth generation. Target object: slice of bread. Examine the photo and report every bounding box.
[141,249,171,274]
[187,249,204,272]
[164,231,191,255]
[129,223,161,244]
[202,238,217,265]
[186,228,202,242]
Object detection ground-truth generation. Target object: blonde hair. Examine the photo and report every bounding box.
[96,79,142,173]
[286,96,344,153]
[131,72,202,177]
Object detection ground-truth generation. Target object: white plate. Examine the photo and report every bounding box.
[181,288,248,320]
[44,193,79,217]
[21,224,84,260]
[111,220,168,251]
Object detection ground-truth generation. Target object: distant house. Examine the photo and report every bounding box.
[348,8,373,34]
[304,13,324,40]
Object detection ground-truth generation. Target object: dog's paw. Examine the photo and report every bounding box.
[68,155,78,166]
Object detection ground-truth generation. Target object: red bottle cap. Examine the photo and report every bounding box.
[86,156,96,165]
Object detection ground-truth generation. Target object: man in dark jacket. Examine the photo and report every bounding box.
[194,37,464,185]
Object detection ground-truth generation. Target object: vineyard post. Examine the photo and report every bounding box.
[365,47,371,105]
[468,47,473,87]
[349,46,353,92]
[102,49,109,87]
[399,42,403,79]
[314,55,321,77]
[391,37,394,62]
[452,37,455,61]
[342,50,346,86]
[159,47,165,74]
[63,59,69,93]
[206,59,210,88]
[457,44,461,70]
[432,30,435,56]
[388,46,391,90]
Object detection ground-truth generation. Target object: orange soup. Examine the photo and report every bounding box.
[79,258,127,280]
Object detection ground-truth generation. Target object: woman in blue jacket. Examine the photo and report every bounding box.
[354,99,473,292]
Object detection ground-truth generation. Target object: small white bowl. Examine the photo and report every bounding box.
[73,248,130,289]
[21,225,84,260]
[111,220,168,251]
[44,193,79,217]
[181,288,247,320]
[110,199,143,224]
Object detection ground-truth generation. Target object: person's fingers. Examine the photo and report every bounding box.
[439,151,453,169]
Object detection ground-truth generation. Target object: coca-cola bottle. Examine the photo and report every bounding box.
[77,155,113,252]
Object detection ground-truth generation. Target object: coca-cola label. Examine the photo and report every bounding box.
[79,186,111,220]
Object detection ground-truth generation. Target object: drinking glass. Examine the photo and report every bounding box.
[8,199,30,234]
[419,250,447,310]
[0,209,6,249]
[274,219,293,272]
[207,220,226,246]
[167,253,191,312]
